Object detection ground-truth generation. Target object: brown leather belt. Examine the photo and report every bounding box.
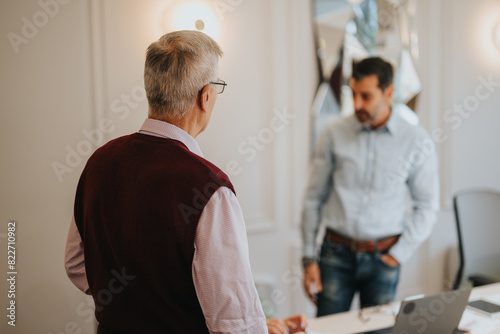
[325,229,400,253]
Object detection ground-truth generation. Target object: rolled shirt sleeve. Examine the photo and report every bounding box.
[193,186,267,334]
[301,125,335,258]
[389,136,440,264]
[64,216,91,294]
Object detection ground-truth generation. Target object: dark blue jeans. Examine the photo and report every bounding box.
[316,237,400,316]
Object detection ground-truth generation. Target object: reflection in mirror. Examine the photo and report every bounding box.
[311,0,422,148]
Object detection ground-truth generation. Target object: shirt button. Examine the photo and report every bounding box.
[368,152,374,160]
[363,195,370,203]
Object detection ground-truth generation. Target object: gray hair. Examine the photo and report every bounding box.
[144,30,223,120]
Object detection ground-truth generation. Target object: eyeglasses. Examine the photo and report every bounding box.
[200,79,227,94]
[210,79,227,94]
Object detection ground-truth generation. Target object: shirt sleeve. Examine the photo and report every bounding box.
[192,187,267,334]
[389,136,440,264]
[301,126,335,258]
[64,216,91,294]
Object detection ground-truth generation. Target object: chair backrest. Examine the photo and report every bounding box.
[453,189,500,289]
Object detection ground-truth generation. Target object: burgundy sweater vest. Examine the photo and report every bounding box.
[73,133,235,334]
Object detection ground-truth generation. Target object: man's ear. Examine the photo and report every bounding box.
[384,84,394,101]
[199,85,212,112]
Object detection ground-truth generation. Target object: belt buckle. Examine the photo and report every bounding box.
[350,239,375,253]
[350,240,362,252]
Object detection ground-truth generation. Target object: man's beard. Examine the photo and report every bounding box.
[355,110,372,123]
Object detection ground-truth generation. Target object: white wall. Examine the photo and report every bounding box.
[413,0,500,297]
[1,0,499,333]
[1,0,95,333]
[0,0,316,332]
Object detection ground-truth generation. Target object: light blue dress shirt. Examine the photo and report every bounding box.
[302,111,439,264]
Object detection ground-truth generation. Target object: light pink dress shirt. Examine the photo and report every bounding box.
[64,118,267,334]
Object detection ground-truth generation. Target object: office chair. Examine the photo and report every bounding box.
[453,189,500,290]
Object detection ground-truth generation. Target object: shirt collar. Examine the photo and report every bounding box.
[138,118,204,157]
[353,108,401,136]
[384,109,401,135]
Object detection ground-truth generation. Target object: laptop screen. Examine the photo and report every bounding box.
[355,288,472,334]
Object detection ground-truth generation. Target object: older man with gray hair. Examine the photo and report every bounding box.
[65,30,310,334]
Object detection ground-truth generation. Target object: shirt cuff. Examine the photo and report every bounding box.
[303,243,317,258]
[388,242,412,265]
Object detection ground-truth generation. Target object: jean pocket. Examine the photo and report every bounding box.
[377,253,400,269]
[320,239,345,260]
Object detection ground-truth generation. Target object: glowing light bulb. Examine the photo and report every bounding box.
[169,2,220,40]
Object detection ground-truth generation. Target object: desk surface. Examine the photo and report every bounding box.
[309,283,500,334]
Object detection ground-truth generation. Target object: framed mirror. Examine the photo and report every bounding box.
[310,0,422,148]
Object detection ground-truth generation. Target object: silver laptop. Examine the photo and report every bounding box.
[357,288,472,334]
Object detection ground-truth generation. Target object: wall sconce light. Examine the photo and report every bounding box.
[493,16,500,54]
[166,2,220,41]
[472,8,500,71]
